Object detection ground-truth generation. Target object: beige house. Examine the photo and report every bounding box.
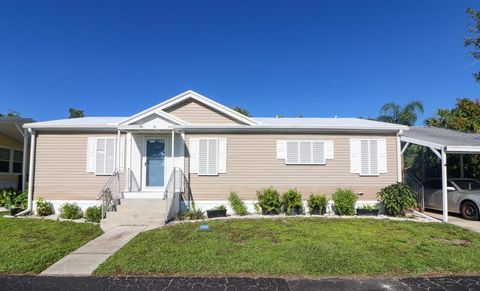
[23,90,407,217]
[0,117,34,190]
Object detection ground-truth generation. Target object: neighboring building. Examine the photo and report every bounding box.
[0,117,35,190]
[24,90,406,213]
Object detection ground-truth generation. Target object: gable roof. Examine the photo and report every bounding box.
[118,90,258,126]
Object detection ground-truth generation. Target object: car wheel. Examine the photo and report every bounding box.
[460,201,480,220]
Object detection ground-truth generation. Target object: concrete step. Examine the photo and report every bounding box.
[100,198,167,232]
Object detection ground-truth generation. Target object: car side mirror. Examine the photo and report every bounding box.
[446,186,456,192]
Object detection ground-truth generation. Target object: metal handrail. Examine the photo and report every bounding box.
[164,167,188,222]
[97,170,120,219]
[404,171,425,211]
[127,168,141,192]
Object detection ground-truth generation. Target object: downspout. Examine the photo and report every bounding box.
[22,128,28,191]
[16,129,35,216]
[396,130,403,182]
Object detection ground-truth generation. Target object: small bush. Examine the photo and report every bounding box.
[307,194,327,214]
[377,182,417,216]
[228,192,248,216]
[281,189,303,215]
[257,187,281,215]
[85,206,102,223]
[0,188,18,208]
[176,208,205,221]
[211,204,226,211]
[36,198,54,216]
[332,188,357,215]
[59,203,83,220]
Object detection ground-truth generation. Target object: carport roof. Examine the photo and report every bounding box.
[400,126,480,153]
[0,117,35,144]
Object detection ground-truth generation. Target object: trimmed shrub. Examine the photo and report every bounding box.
[377,182,417,216]
[257,187,281,215]
[281,189,303,215]
[228,192,248,216]
[0,187,27,209]
[332,188,357,216]
[307,193,327,214]
[36,198,54,216]
[59,203,83,220]
[85,206,102,223]
[187,208,205,220]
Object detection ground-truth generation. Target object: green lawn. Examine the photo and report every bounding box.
[0,216,102,274]
[96,218,480,277]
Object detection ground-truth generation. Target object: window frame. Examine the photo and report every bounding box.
[285,140,326,165]
[359,139,379,176]
[94,137,117,176]
[0,146,23,175]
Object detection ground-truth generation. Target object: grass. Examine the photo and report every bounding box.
[0,216,102,274]
[96,218,480,277]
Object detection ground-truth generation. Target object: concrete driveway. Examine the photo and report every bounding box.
[425,210,480,233]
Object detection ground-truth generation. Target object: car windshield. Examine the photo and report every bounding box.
[453,180,480,191]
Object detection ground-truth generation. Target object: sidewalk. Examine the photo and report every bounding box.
[2,275,480,291]
[40,225,145,276]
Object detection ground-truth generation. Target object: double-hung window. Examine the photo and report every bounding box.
[0,148,23,174]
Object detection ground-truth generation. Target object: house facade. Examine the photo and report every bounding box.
[24,91,407,213]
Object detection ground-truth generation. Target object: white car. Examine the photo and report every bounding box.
[424,178,480,220]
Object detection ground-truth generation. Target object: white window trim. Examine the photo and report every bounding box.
[0,146,23,175]
[360,139,379,176]
[351,138,386,177]
[278,140,332,165]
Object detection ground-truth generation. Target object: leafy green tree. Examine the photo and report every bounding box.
[0,110,21,118]
[377,100,424,126]
[426,98,480,133]
[465,8,480,82]
[68,108,85,119]
[232,106,250,117]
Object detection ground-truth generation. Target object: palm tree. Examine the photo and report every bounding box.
[377,100,424,126]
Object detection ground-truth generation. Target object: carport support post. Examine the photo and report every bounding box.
[441,148,448,222]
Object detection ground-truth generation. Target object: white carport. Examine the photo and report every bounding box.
[399,126,480,222]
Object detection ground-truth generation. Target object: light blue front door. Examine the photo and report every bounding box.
[146,139,165,187]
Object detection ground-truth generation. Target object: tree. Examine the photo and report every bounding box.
[68,108,85,119]
[0,110,21,118]
[465,8,480,82]
[232,106,250,117]
[425,98,480,132]
[376,100,424,126]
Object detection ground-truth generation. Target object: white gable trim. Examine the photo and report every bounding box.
[119,90,258,126]
[120,109,188,126]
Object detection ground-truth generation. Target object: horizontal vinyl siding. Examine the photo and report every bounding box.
[165,99,244,125]
[185,133,398,201]
[34,132,125,200]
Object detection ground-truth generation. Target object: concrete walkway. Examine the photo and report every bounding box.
[424,210,480,233]
[40,225,146,276]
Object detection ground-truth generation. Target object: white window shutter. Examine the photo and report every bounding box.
[189,138,199,174]
[312,141,325,164]
[276,141,286,159]
[86,137,96,172]
[105,138,116,174]
[218,138,227,174]
[350,139,361,174]
[208,139,218,175]
[325,141,334,160]
[119,137,126,172]
[95,138,106,175]
[286,141,299,164]
[377,138,387,173]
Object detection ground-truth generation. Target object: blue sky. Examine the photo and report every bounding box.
[0,0,478,122]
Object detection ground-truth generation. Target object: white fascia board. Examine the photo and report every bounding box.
[23,123,119,130]
[173,124,404,133]
[445,146,480,153]
[399,136,443,150]
[119,90,258,126]
[120,110,188,126]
